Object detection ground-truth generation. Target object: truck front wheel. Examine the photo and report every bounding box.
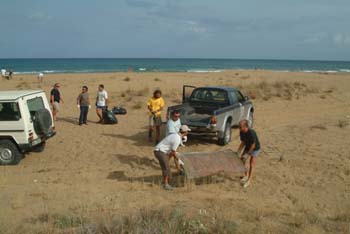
[218,121,232,146]
[0,140,23,165]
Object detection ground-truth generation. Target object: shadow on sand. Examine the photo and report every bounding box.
[57,116,95,125]
[113,154,160,170]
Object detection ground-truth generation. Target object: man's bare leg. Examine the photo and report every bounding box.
[248,157,256,180]
[96,109,103,123]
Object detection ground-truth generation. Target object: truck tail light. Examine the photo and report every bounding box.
[28,131,34,142]
[210,116,217,126]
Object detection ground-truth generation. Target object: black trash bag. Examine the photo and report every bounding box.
[103,109,118,124]
[112,106,127,115]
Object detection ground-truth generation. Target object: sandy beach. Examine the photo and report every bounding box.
[0,70,349,233]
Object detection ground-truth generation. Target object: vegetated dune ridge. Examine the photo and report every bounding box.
[0,70,349,234]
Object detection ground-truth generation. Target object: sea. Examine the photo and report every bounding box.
[0,58,349,74]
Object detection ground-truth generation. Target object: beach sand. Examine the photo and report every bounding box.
[0,70,349,233]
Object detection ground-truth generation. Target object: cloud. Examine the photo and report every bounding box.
[303,33,328,44]
[124,0,158,8]
[185,21,207,33]
[333,33,350,46]
[28,11,52,22]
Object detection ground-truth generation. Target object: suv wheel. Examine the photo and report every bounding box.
[218,121,232,146]
[0,140,23,165]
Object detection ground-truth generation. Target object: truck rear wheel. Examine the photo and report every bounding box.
[218,121,232,145]
[0,140,23,165]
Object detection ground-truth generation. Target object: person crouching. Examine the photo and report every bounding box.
[153,125,191,190]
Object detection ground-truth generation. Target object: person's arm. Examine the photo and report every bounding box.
[105,91,108,106]
[147,99,153,112]
[246,143,256,155]
[77,94,80,105]
[50,95,54,103]
[237,141,245,155]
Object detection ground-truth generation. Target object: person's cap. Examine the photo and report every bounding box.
[180,125,191,132]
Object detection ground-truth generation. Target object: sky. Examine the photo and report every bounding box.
[0,0,349,60]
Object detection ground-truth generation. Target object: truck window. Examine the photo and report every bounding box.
[229,91,238,103]
[27,97,45,117]
[190,89,228,104]
[235,91,245,102]
[0,102,21,121]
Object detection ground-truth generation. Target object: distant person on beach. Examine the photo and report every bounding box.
[37,72,44,82]
[154,125,191,190]
[95,84,108,123]
[50,83,64,121]
[166,110,181,136]
[8,68,13,80]
[237,119,261,188]
[1,67,6,79]
[147,89,165,144]
[77,86,90,126]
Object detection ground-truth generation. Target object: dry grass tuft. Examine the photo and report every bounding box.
[154,77,161,81]
[16,81,31,90]
[237,81,318,101]
[123,77,131,81]
[337,120,348,128]
[132,102,143,109]
[27,208,237,234]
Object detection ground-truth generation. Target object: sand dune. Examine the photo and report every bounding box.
[0,70,349,233]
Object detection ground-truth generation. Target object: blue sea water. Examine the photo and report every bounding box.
[0,58,349,74]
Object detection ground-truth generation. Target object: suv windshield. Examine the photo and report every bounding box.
[0,102,21,121]
[190,89,229,105]
[27,97,45,117]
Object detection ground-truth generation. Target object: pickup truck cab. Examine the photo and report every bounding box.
[0,90,56,165]
[168,85,254,145]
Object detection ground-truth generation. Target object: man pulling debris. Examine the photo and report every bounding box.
[154,125,190,190]
[237,119,261,188]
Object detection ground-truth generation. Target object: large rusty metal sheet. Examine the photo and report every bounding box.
[179,150,245,179]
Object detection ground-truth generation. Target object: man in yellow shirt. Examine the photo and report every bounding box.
[147,89,165,144]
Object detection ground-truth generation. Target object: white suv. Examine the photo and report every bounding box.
[0,90,55,165]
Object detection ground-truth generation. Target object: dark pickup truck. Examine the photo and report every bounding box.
[168,85,254,145]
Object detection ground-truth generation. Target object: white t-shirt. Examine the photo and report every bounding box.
[96,90,108,106]
[1,69,6,76]
[38,73,44,78]
[166,118,181,136]
[155,133,182,154]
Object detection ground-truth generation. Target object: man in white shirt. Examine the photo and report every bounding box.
[37,72,44,82]
[1,67,6,79]
[95,84,108,123]
[154,125,191,190]
[166,110,181,136]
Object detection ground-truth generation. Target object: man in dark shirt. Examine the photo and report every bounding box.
[237,119,261,188]
[50,83,64,121]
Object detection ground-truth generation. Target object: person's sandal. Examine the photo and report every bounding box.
[163,184,174,191]
[243,180,250,188]
[240,176,249,184]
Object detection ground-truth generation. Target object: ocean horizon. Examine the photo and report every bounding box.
[1,58,350,74]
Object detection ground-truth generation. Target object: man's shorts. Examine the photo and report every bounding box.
[154,150,171,178]
[250,149,261,157]
[96,105,106,110]
[52,102,60,111]
[149,115,162,127]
